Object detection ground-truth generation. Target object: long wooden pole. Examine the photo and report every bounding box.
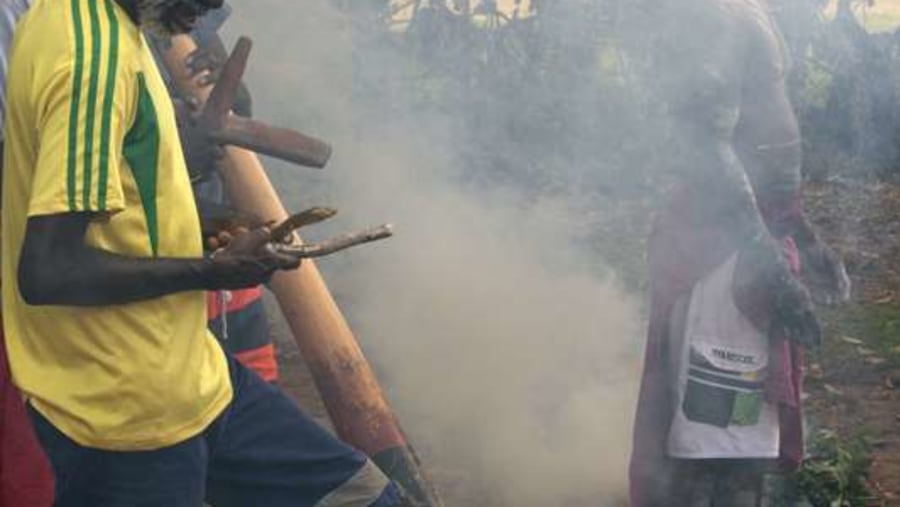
[160,34,442,507]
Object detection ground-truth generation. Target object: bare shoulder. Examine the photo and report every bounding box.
[685,0,787,82]
[727,0,787,66]
[656,0,748,105]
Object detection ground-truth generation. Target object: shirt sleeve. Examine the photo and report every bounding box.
[28,6,132,218]
[0,0,32,140]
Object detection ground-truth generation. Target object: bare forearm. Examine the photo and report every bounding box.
[19,245,211,307]
[713,145,771,240]
[19,213,290,307]
[688,133,778,252]
[18,213,217,306]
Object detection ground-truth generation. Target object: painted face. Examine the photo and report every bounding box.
[139,0,224,37]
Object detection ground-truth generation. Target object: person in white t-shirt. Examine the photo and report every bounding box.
[628,0,850,505]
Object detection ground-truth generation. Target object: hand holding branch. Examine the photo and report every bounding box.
[268,207,393,259]
[203,208,393,290]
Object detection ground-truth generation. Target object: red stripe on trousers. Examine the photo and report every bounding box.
[233,344,279,383]
[207,287,264,320]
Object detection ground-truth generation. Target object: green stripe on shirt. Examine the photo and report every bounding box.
[81,0,103,209]
[66,0,85,210]
[124,74,160,256]
[97,0,119,210]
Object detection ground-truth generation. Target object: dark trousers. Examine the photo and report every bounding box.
[28,354,401,507]
[671,459,774,507]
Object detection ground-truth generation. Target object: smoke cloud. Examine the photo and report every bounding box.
[223,2,642,505]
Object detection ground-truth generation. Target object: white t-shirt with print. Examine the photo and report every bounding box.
[667,253,781,459]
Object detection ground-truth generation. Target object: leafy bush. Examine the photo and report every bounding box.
[782,430,876,507]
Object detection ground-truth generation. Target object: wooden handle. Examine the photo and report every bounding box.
[160,35,444,506]
[211,116,332,168]
[161,34,406,454]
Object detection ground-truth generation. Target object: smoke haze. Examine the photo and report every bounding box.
[223,2,642,505]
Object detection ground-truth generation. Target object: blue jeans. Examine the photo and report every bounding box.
[28,354,402,507]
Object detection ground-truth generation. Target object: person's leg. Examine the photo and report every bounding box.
[711,460,768,507]
[27,405,207,507]
[205,355,402,507]
[671,459,715,507]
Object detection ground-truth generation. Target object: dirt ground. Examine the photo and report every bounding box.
[805,179,900,504]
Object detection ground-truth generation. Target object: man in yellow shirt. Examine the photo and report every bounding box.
[2,0,401,505]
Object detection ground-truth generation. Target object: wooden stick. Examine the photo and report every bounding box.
[269,207,338,243]
[274,224,393,258]
[160,34,443,507]
[211,115,332,168]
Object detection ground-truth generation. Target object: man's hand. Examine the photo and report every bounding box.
[735,237,823,348]
[195,198,266,250]
[770,274,822,348]
[202,227,301,290]
[799,239,851,306]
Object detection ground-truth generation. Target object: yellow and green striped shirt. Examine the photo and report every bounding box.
[2,0,232,450]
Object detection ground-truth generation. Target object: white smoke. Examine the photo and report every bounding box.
[223,2,642,505]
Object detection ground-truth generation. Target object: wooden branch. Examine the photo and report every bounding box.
[210,116,332,168]
[202,37,251,125]
[192,36,332,168]
[273,225,394,259]
[270,207,338,243]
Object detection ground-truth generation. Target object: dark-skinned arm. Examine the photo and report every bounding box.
[18,212,297,307]
[673,63,822,347]
[675,70,786,268]
[738,12,851,306]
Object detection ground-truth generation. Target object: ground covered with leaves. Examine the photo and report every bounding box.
[803,179,900,505]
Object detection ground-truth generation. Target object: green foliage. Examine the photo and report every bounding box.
[820,303,900,368]
[775,0,900,180]
[782,430,876,507]
[799,58,833,111]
